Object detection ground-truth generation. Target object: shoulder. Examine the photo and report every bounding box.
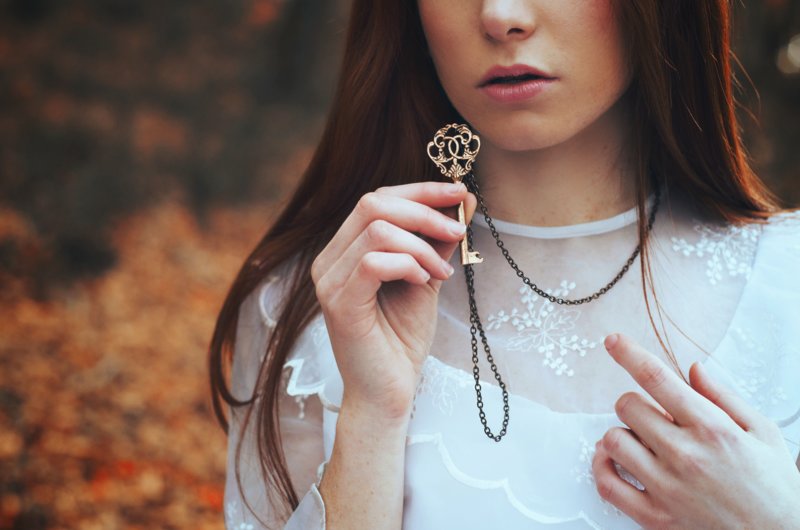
[711,209,800,457]
[764,208,800,236]
[683,208,800,284]
[756,209,800,285]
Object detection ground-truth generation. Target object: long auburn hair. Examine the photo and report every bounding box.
[209,0,781,523]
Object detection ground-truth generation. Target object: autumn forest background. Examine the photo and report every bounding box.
[0,0,799,529]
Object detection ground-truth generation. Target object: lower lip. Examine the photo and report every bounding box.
[480,78,555,103]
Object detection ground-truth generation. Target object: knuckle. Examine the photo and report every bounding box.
[639,361,668,390]
[359,251,385,275]
[424,180,443,196]
[602,429,624,453]
[310,255,322,284]
[357,192,381,217]
[672,445,707,475]
[423,206,446,232]
[663,480,683,503]
[615,392,637,417]
[700,412,744,451]
[365,219,392,244]
[595,476,615,501]
[648,510,675,529]
[696,422,738,449]
[314,277,330,304]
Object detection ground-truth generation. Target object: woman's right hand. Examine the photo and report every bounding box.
[310,181,477,420]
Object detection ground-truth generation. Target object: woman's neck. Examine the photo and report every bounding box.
[473,98,637,227]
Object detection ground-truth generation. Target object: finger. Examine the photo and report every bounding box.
[592,440,657,527]
[437,188,478,224]
[322,220,455,295]
[598,426,663,494]
[613,392,682,457]
[317,183,469,269]
[604,333,724,428]
[689,361,777,441]
[330,251,431,315]
[375,180,468,206]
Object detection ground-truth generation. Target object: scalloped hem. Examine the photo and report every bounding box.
[406,432,610,528]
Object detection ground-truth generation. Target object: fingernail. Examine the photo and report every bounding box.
[449,222,467,236]
[448,182,466,194]
[694,361,706,377]
[442,260,454,277]
[604,334,619,349]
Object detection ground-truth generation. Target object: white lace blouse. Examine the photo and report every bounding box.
[223,189,800,530]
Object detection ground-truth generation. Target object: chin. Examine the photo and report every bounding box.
[468,116,577,152]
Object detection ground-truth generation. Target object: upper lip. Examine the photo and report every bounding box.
[477,63,555,87]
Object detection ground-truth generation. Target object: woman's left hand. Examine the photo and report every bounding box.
[592,333,800,530]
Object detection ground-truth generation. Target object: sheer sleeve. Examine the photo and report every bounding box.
[223,269,329,530]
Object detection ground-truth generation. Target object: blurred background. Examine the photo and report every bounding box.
[0,0,798,528]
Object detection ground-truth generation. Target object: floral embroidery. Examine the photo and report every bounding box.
[485,282,601,376]
[413,357,470,418]
[726,319,792,411]
[573,436,597,485]
[670,222,761,285]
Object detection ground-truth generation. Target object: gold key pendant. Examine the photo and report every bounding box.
[426,123,484,265]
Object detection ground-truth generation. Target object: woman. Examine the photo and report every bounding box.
[210,0,800,528]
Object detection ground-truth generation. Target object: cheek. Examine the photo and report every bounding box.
[417,1,461,69]
[560,1,630,100]
[417,0,476,100]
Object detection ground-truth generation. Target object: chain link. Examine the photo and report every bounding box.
[461,174,660,441]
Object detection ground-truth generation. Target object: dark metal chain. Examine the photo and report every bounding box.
[469,176,661,305]
[464,234,510,442]
[461,174,661,441]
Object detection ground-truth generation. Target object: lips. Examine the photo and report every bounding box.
[477,63,555,88]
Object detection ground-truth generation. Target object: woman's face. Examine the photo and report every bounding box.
[417,0,631,151]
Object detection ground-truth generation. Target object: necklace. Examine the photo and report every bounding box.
[427,123,661,442]
[465,174,660,441]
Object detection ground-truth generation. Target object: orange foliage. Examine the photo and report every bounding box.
[0,196,279,529]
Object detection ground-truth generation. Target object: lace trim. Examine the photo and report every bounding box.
[284,357,341,414]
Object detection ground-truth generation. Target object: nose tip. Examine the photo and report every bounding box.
[480,2,535,42]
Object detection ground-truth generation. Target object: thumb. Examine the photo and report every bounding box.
[464,190,478,224]
[690,361,775,440]
[434,192,478,267]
